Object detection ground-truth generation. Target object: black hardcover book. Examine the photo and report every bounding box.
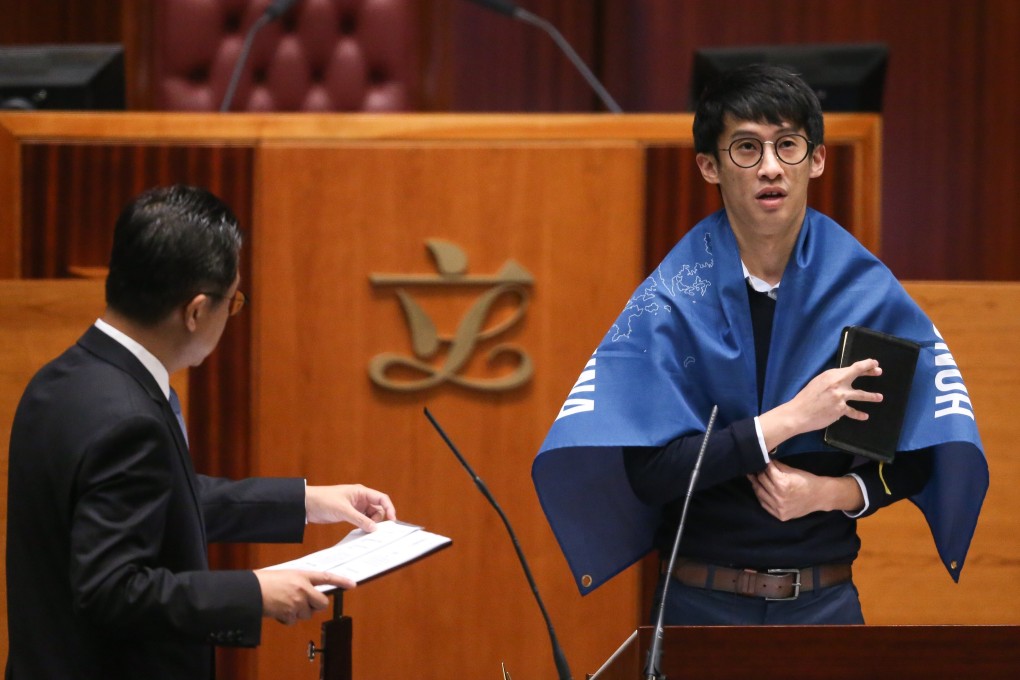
[823,326,921,462]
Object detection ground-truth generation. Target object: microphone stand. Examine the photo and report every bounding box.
[220,12,272,112]
[424,407,573,680]
[307,590,352,680]
[512,8,623,114]
[220,0,301,112]
[643,405,719,680]
[464,0,623,113]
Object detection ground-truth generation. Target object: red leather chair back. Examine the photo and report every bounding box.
[152,0,420,111]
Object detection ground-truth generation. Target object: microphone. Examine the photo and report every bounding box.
[219,0,302,112]
[643,405,719,680]
[463,0,623,113]
[423,407,573,680]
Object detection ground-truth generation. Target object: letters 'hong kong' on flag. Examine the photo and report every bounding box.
[531,208,988,595]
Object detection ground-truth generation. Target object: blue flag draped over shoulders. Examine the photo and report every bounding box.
[532,208,987,595]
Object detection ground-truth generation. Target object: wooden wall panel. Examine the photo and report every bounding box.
[0,0,122,45]
[856,282,1020,624]
[0,123,18,278]
[976,2,1020,280]
[249,140,645,679]
[19,143,254,279]
[626,625,1020,680]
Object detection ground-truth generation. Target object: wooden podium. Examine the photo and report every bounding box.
[591,625,1020,679]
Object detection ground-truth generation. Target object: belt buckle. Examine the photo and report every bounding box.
[765,568,801,601]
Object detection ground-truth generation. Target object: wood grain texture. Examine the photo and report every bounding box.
[855,282,1020,624]
[249,140,645,680]
[623,625,1020,679]
[0,0,121,45]
[16,142,255,278]
[0,110,878,143]
[0,121,19,278]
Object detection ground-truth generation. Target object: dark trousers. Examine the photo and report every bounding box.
[651,575,865,625]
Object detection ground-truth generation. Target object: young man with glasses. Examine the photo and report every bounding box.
[533,64,986,625]
[6,185,397,679]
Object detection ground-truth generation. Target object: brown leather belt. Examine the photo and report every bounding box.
[662,559,853,601]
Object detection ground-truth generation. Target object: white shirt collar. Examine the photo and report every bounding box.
[94,318,171,399]
[741,261,780,300]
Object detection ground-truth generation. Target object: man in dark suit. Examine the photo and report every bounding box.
[5,185,396,679]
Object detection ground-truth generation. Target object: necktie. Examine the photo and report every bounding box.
[168,387,189,446]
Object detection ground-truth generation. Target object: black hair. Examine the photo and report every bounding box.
[105,185,242,326]
[693,63,824,156]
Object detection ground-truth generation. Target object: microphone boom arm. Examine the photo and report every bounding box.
[464,0,623,113]
[643,405,719,680]
[220,0,301,112]
[513,8,623,114]
[424,407,573,680]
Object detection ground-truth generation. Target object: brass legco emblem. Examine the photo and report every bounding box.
[368,239,534,392]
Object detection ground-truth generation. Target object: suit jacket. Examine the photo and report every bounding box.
[5,326,307,680]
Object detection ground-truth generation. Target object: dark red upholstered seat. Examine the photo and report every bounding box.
[151,0,419,111]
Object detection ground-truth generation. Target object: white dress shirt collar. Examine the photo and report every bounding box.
[94,318,171,400]
[741,261,780,300]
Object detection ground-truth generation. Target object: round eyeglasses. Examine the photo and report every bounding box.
[202,289,247,316]
[223,290,246,316]
[720,134,813,168]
